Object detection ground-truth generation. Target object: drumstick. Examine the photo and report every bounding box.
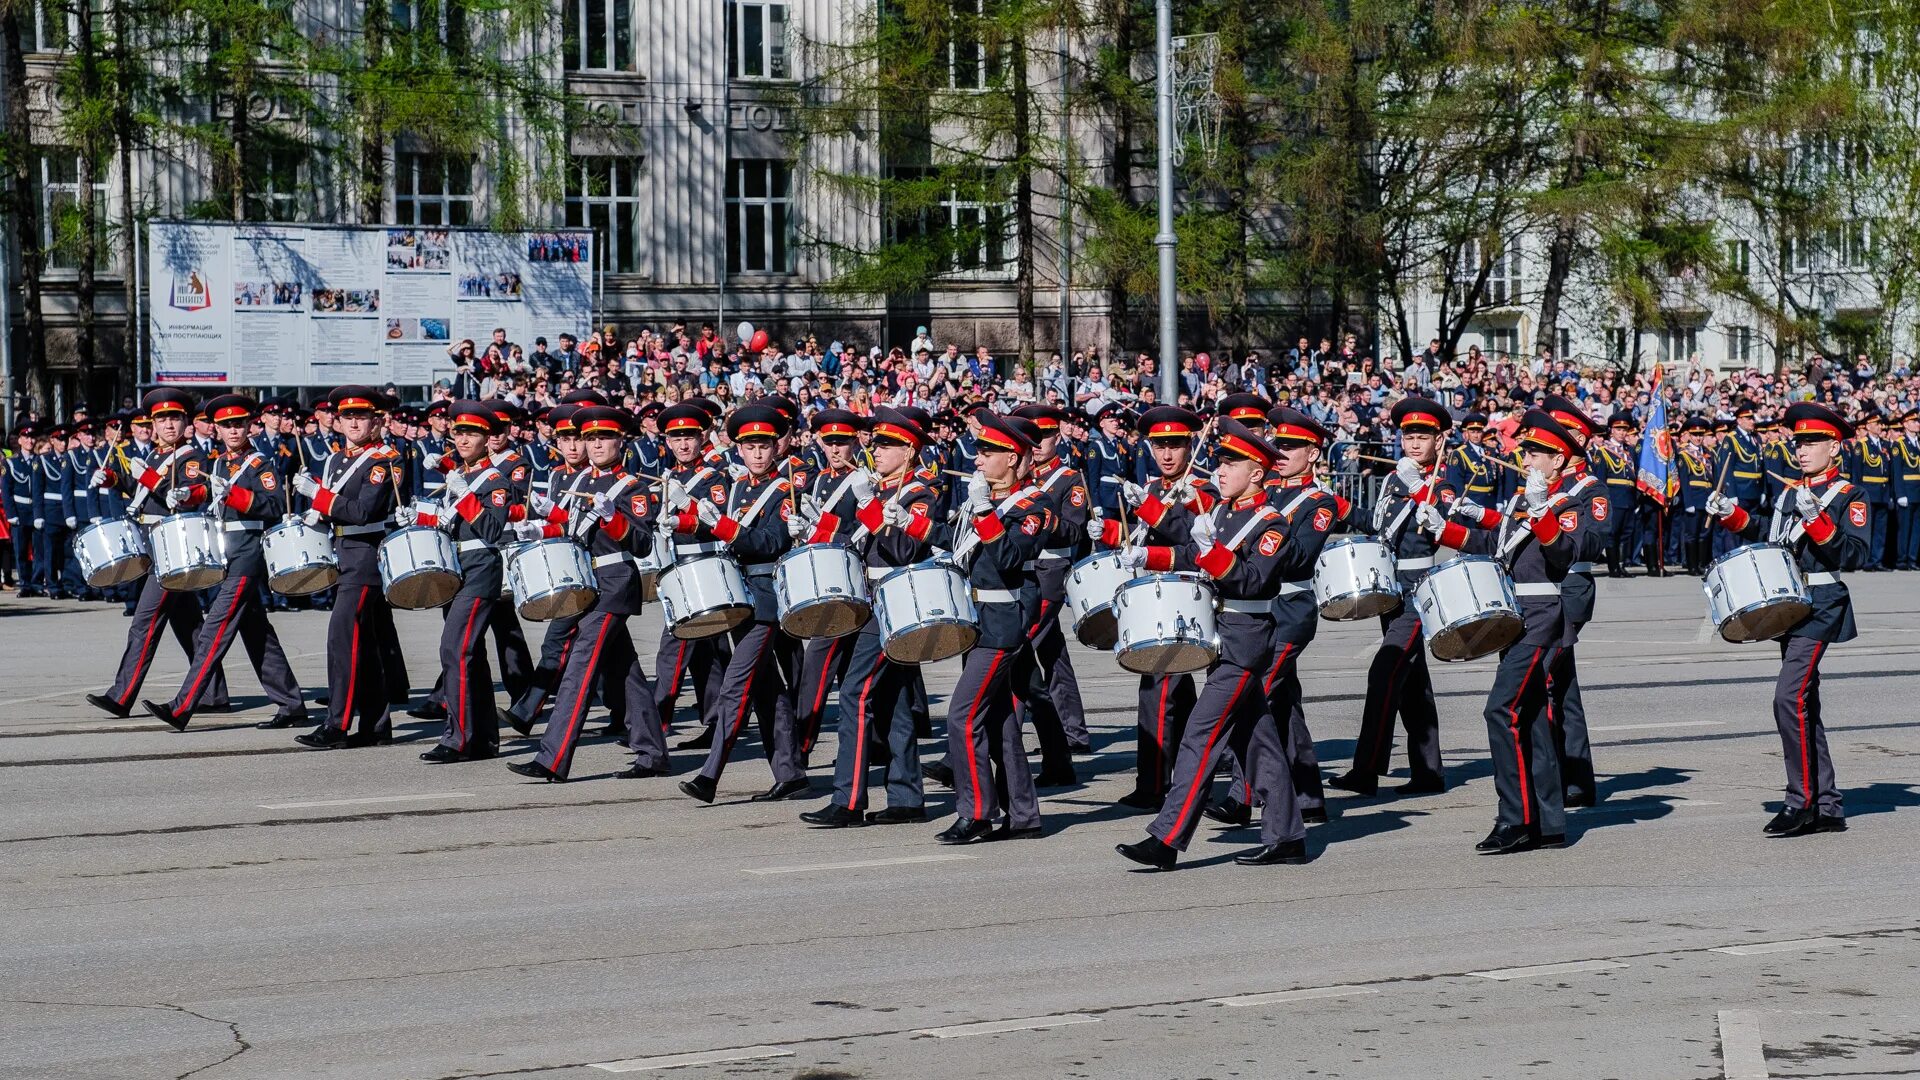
[1710,449,1733,496]
[1766,469,1803,489]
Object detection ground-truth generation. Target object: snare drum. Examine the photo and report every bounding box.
[378,527,463,609]
[1411,555,1522,662]
[1704,543,1811,644]
[508,538,598,621]
[657,556,753,639]
[776,543,871,639]
[74,518,150,587]
[1063,550,1131,649]
[873,560,978,664]
[499,540,534,599]
[263,518,339,595]
[1314,536,1402,621]
[1113,573,1218,675]
[150,513,227,592]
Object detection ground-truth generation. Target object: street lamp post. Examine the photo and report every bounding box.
[1155,0,1179,406]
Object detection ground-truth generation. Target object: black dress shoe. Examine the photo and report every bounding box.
[141,700,189,732]
[1034,768,1078,787]
[993,824,1044,841]
[1117,788,1163,810]
[799,804,866,828]
[675,727,715,750]
[1537,833,1566,848]
[1818,814,1847,833]
[751,778,812,802]
[936,818,996,845]
[419,745,464,764]
[295,728,352,750]
[1769,806,1821,838]
[507,760,563,782]
[86,693,132,719]
[407,703,448,721]
[865,806,927,825]
[1234,839,1309,865]
[505,712,534,738]
[1762,808,1796,834]
[1202,798,1252,827]
[615,763,670,779]
[1564,787,1596,808]
[679,775,717,804]
[1327,772,1378,797]
[255,712,309,730]
[1475,823,1539,854]
[1395,777,1447,796]
[923,761,955,787]
[1115,836,1177,870]
[1301,806,1329,825]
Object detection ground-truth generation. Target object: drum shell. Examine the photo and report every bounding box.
[658,556,753,640]
[874,561,978,664]
[508,539,599,621]
[776,543,871,639]
[1063,551,1130,649]
[150,513,227,592]
[378,527,463,609]
[1411,555,1522,662]
[263,519,340,595]
[1703,543,1811,644]
[1314,536,1402,621]
[74,519,151,588]
[1112,573,1219,675]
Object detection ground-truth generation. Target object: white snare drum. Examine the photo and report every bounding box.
[1314,536,1402,621]
[1063,550,1131,649]
[74,518,150,588]
[874,560,978,664]
[1412,555,1522,662]
[263,518,339,595]
[657,556,753,640]
[1113,573,1218,675]
[1704,543,1811,644]
[150,513,227,592]
[508,539,598,621]
[499,540,534,599]
[379,526,462,609]
[776,543,871,639]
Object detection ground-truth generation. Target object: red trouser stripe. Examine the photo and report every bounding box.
[1795,642,1825,802]
[808,638,840,718]
[846,663,882,809]
[118,588,173,705]
[1170,668,1255,838]
[1373,621,1423,771]
[180,575,248,710]
[337,587,367,731]
[1507,647,1546,825]
[959,651,1004,816]
[552,615,614,764]
[454,597,486,745]
[721,631,772,754]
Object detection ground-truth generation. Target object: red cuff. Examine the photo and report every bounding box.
[1192,490,1217,512]
[806,513,841,544]
[602,513,630,541]
[1194,542,1235,578]
[1137,495,1169,528]
[1144,545,1175,572]
[507,504,527,522]
[855,500,885,532]
[673,506,698,534]
[222,486,254,514]
[415,509,441,528]
[1529,512,1561,546]
[1437,521,1471,549]
[137,468,161,490]
[712,515,741,543]
[455,491,482,522]
[540,523,564,539]
[184,484,208,508]
[1477,506,1502,528]
[546,504,570,525]
[1804,511,1836,544]
[1098,518,1124,547]
[906,510,933,542]
[312,486,338,516]
[1720,506,1750,533]
[974,512,1005,543]
[100,470,118,487]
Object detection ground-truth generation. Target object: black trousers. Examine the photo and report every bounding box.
[166,570,304,724]
[1482,643,1564,834]
[1546,642,1595,795]
[795,632,855,756]
[1148,652,1300,852]
[323,584,393,738]
[1135,673,1196,799]
[1775,635,1841,816]
[531,610,665,778]
[947,645,1039,829]
[107,574,230,711]
[1352,604,1442,784]
[436,593,498,755]
[830,619,923,812]
[698,621,803,788]
[511,610,585,723]
[1022,590,1087,745]
[654,631,728,730]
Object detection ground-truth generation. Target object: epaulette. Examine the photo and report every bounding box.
[372,446,401,460]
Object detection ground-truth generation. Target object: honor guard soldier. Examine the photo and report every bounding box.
[935,412,1053,845]
[292,388,404,748]
[786,408,867,758]
[673,404,811,805]
[1086,402,1134,518]
[139,395,306,731]
[1445,413,1501,506]
[507,406,667,781]
[1588,414,1639,577]
[1332,397,1454,797]
[34,425,75,599]
[1893,410,1920,570]
[1848,412,1891,569]
[798,406,941,827]
[87,390,232,717]
[1704,402,1866,837]
[1712,401,1766,558]
[1013,402,1093,777]
[1425,409,1598,853]
[651,403,732,749]
[1676,417,1715,573]
[1114,417,1309,870]
[6,426,35,594]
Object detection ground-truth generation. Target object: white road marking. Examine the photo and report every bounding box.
[1210,985,1378,1007]
[914,1014,1099,1039]
[589,1046,793,1072]
[742,853,977,875]
[259,792,476,810]
[1590,720,1724,732]
[1718,1009,1770,1078]
[1467,959,1627,981]
[1711,937,1845,956]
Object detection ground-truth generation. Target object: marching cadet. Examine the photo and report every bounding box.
[651,402,731,749]
[1677,416,1715,573]
[506,406,667,782]
[397,402,514,763]
[1093,406,1213,808]
[1760,414,1794,540]
[291,387,403,748]
[1114,417,1308,870]
[85,389,231,718]
[1893,409,1920,571]
[6,426,34,594]
[1013,402,1093,776]
[1588,415,1639,577]
[1331,397,1453,797]
[138,394,306,731]
[412,400,451,501]
[1534,395,1606,806]
[786,408,867,758]
[1425,409,1599,853]
[1712,401,1765,559]
[1704,402,1866,837]
[1848,412,1891,569]
[1086,403,1134,518]
[1444,413,1501,507]
[798,406,940,827]
[504,404,594,735]
[935,412,1052,844]
[673,404,810,805]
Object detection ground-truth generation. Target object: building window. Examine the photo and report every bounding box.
[565,0,633,72]
[1606,327,1629,364]
[245,147,305,222]
[940,184,1013,275]
[394,152,474,226]
[17,0,71,51]
[565,156,641,273]
[948,0,1001,90]
[1555,328,1571,363]
[1452,236,1520,309]
[1484,327,1519,361]
[1727,326,1753,365]
[1657,326,1699,367]
[728,1,788,80]
[1725,238,1749,278]
[726,159,794,275]
[31,148,107,273]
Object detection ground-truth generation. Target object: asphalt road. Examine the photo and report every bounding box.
[3,571,1919,1080]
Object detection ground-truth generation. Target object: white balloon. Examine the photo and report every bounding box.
[736,321,755,344]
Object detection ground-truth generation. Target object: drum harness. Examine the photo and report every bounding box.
[209,452,268,538]
[435,464,502,553]
[1494,480,1584,596]
[1769,481,1848,587]
[728,472,793,581]
[126,445,194,525]
[1035,464,1081,564]
[658,464,723,565]
[949,483,1042,599]
[1215,500,1286,615]
[848,475,930,556]
[585,474,644,568]
[322,448,388,539]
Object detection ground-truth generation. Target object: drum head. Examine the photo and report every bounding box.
[519,586,597,623]
[87,554,151,588]
[1320,590,1400,622]
[780,597,871,640]
[271,564,340,596]
[159,566,225,593]
[388,571,460,610]
[1427,611,1523,663]
[672,604,752,640]
[883,620,978,665]
[640,573,659,604]
[1072,610,1119,651]
[1117,639,1216,676]
[1720,599,1812,644]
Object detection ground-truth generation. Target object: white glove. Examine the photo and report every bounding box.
[1085,509,1106,542]
[292,472,319,498]
[1705,491,1736,518]
[64,515,77,529]
[1121,480,1148,507]
[570,509,602,541]
[665,479,692,512]
[166,487,191,510]
[394,505,418,526]
[1394,456,1425,491]
[1189,511,1216,554]
[727,462,749,481]
[882,501,913,529]
[1524,468,1550,512]
[88,467,108,487]
[1452,497,1484,520]
[848,468,877,501]
[695,499,722,527]
[528,492,555,517]
[1119,546,1148,570]
[510,519,547,541]
[445,470,470,498]
[966,472,991,507]
[591,491,614,518]
[431,511,458,534]
[1416,502,1447,536]
[32,517,44,529]
[799,494,822,520]
[1900,496,1910,508]
[208,472,232,502]
[302,509,324,528]
[1794,485,1820,520]
[787,512,811,539]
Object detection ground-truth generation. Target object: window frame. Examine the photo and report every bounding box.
[245,146,306,222]
[564,155,643,273]
[727,0,790,81]
[393,151,476,227]
[565,0,635,73]
[30,147,108,275]
[725,158,796,276]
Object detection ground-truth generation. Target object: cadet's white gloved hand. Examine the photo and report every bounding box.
[208,472,232,503]
[1452,497,1484,520]
[1121,480,1148,507]
[664,479,692,512]
[799,494,822,520]
[1085,508,1106,543]
[591,491,614,518]
[1901,496,1911,508]
[963,473,992,516]
[32,517,44,529]
[1416,501,1447,537]
[88,467,109,487]
[510,519,547,542]
[292,472,320,498]
[444,470,470,498]
[165,487,191,510]
[1189,511,1216,555]
[64,515,77,529]
[883,501,913,529]
[394,505,418,527]
[695,498,722,527]
[1705,491,1736,518]
[527,492,555,517]
[302,509,325,529]
[787,511,811,539]
[1524,468,1551,513]
[1119,546,1149,571]
[1395,456,1425,491]
[1794,485,1821,520]
[727,462,749,481]
[848,468,877,501]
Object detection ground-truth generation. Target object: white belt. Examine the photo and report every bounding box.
[10,495,30,504]
[135,514,165,526]
[1568,561,1594,574]
[974,588,1017,603]
[221,520,265,532]
[1279,581,1312,597]
[866,566,894,582]
[335,523,385,537]
[1514,581,1561,596]
[1397,556,1434,571]
[675,541,727,555]
[592,551,633,568]
[1039,547,1075,561]
[1805,571,1840,587]
[744,563,776,578]
[1219,598,1273,614]
[41,493,64,501]
[456,538,489,552]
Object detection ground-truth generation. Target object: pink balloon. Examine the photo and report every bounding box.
[749,329,771,353]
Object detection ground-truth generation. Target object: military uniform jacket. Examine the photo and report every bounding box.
[1370,467,1459,589]
[105,443,217,526]
[1086,434,1132,515]
[1894,437,1920,503]
[1102,473,1215,548]
[490,447,532,501]
[1445,442,1500,504]
[1678,448,1712,511]
[845,473,940,570]
[435,461,512,596]
[1146,491,1288,669]
[963,484,1051,651]
[1555,466,1605,633]
[1030,456,1090,568]
[659,459,729,561]
[1261,477,1343,643]
[35,451,73,525]
[1718,467,1868,643]
[669,469,793,620]
[565,467,657,616]
[1848,437,1890,505]
[1587,442,1638,510]
[4,452,31,524]
[66,445,105,522]
[1440,476,1599,647]
[800,464,869,544]
[208,449,287,578]
[1714,430,1765,504]
[311,443,403,586]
